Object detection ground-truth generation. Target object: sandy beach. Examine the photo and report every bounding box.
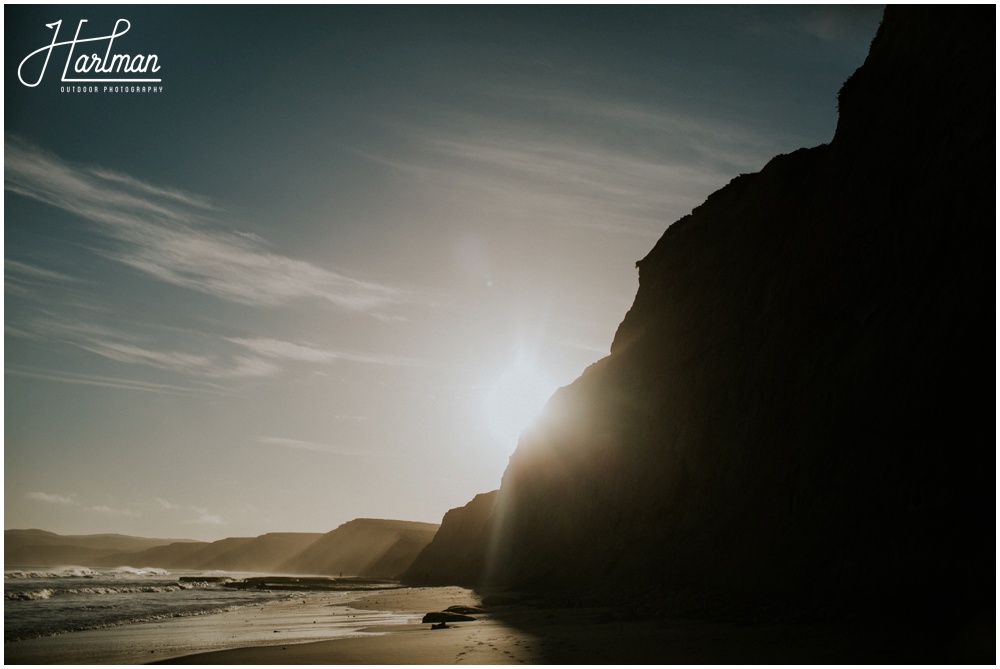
[6,584,992,664]
[157,588,996,665]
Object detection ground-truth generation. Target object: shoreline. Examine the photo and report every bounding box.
[4,586,461,665]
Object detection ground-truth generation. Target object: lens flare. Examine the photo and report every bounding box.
[481,359,554,447]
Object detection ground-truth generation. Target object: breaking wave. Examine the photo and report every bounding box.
[6,585,189,600]
[4,568,295,642]
[5,567,100,579]
[5,566,171,579]
[5,588,54,601]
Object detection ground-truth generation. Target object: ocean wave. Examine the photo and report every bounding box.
[4,567,100,579]
[176,580,235,589]
[5,583,223,600]
[5,588,54,601]
[66,585,185,596]
[5,566,172,580]
[104,566,172,577]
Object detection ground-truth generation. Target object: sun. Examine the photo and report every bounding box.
[481,359,556,447]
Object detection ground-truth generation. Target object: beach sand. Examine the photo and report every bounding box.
[160,587,994,665]
[161,586,546,665]
[7,585,991,664]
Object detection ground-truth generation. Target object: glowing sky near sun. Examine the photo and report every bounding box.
[4,5,883,540]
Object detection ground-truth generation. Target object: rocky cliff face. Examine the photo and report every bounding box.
[401,491,498,585]
[408,7,993,624]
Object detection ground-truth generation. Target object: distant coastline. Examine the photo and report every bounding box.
[5,520,438,577]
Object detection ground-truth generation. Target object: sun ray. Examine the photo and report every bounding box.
[481,357,556,447]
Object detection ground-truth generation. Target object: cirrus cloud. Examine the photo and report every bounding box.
[4,135,415,314]
[26,491,78,505]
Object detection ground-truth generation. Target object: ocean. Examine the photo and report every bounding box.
[4,566,386,643]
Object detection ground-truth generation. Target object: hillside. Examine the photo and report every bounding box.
[89,541,210,570]
[4,529,196,566]
[7,520,437,578]
[402,5,993,635]
[278,518,440,578]
[400,491,498,586]
[90,534,318,572]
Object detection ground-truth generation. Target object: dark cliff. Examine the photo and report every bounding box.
[401,490,498,585]
[408,6,993,628]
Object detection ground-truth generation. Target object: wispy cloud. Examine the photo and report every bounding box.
[227,336,426,368]
[5,258,89,304]
[363,138,675,238]
[5,259,77,285]
[26,491,139,517]
[6,366,215,395]
[86,166,222,212]
[186,509,224,526]
[9,314,416,385]
[27,491,140,517]
[87,505,140,517]
[153,498,222,526]
[4,135,412,313]
[257,436,377,458]
[154,497,180,511]
[26,491,78,505]
[368,92,792,237]
[421,135,715,234]
[8,316,279,382]
[75,339,279,379]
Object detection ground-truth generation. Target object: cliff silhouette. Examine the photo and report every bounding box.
[405,5,992,633]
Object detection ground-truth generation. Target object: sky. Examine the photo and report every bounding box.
[5,5,884,542]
